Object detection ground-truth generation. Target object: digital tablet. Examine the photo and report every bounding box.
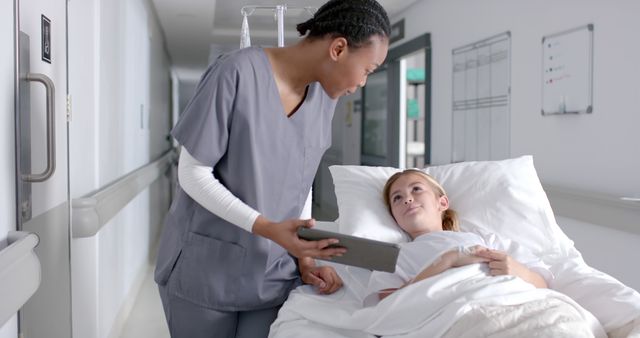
[297,227,400,273]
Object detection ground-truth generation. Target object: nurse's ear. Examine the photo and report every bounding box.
[328,37,348,61]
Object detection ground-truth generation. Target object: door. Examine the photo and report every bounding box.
[15,0,71,337]
[402,49,427,168]
[361,66,389,166]
[361,34,431,168]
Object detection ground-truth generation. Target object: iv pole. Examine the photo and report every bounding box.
[240,5,316,47]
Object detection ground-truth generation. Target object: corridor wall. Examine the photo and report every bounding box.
[68,0,172,337]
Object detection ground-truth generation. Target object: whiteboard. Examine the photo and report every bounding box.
[542,24,593,115]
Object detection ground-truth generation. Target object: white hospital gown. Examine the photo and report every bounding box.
[364,230,553,303]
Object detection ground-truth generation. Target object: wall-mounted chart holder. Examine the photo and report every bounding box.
[542,24,593,115]
[451,32,511,163]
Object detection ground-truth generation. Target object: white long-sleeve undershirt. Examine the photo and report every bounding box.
[178,146,260,232]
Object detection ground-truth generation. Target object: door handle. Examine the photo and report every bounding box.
[23,73,56,182]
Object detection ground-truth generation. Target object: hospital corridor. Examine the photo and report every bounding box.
[2,0,640,337]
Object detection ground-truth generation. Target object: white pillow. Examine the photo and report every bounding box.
[329,156,572,256]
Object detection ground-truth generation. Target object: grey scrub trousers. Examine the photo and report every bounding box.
[154,46,337,337]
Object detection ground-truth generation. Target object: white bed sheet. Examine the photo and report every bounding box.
[269,221,640,338]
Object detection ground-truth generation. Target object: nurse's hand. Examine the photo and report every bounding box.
[299,257,343,294]
[252,216,347,260]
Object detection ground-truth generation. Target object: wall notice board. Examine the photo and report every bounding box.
[542,24,593,115]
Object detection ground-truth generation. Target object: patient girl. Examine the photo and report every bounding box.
[376,169,549,299]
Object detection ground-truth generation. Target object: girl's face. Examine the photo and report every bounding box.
[320,35,388,99]
[388,173,449,239]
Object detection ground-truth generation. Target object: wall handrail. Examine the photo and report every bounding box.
[72,149,176,238]
[543,183,640,235]
[0,231,40,326]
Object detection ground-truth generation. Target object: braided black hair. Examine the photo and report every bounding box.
[296,0,391,48]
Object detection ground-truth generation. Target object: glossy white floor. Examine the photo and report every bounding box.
[120,267,170,338]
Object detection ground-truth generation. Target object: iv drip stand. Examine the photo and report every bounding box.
[240,5,316,47]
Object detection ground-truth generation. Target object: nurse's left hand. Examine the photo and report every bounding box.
[299,257,343,294]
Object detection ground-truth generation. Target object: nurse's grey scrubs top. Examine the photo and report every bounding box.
[154,47,337,311]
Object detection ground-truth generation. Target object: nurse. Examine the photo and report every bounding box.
[154,0,391,337]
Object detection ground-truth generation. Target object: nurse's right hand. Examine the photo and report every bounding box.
[252,216,347,259]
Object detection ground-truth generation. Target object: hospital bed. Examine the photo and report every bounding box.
[269,156,640,338]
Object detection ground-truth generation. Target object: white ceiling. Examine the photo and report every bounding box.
[150,0,419,80]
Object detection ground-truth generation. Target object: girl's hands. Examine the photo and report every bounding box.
[473,248,548,288]
[446,245,491,267]
[473,248,527,276]
[408,246,490,286]
[299,257,343,294]
[252,216,347,260]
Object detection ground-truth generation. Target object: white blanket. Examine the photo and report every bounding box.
[269,264,606,338]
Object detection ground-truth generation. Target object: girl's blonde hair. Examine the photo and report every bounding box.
[382,169,459,232]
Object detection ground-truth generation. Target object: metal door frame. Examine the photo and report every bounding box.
[13,0,73,336]
[361,33,432,167]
